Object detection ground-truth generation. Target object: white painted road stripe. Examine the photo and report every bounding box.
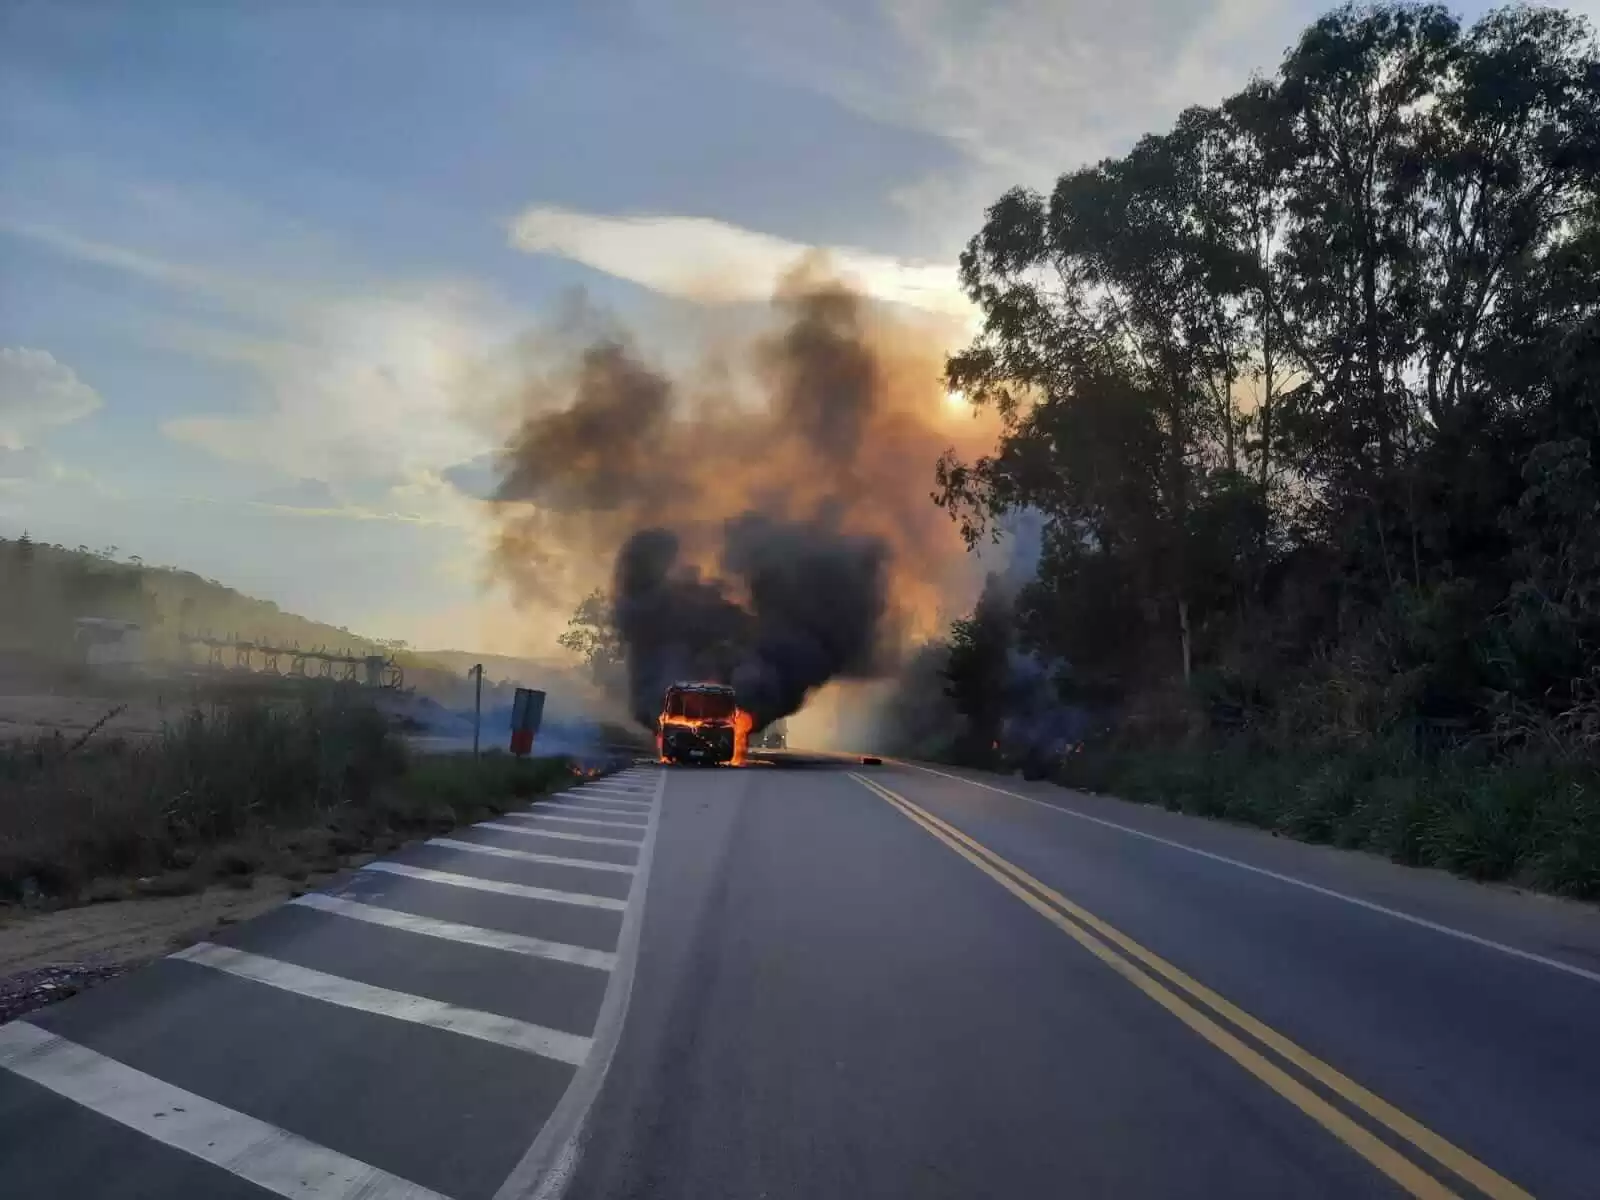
[0,1022,448,1200]
[536,800,653,816]
[362,860,629,910]
[502,811,647,830]
[426,836,637,875]
[291,894,618,971]
[576,783,653,796]
[477,821,642,848]
[564,794,650,807]
[551,791,653,807]
[905,761,1600,987]
[173,943,593,1065]
[549,800,650,814]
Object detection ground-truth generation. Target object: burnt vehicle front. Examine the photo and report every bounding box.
[657,682,740,765]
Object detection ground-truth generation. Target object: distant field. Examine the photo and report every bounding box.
[0,666,409,746]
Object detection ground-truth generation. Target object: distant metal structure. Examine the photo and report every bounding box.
[74,618,146,668]
[179,633,403,688]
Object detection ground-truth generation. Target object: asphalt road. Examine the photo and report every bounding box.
[3,756,1599,1198]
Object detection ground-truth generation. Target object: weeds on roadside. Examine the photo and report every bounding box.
[1055,738,1600,900]
[0,687,584,905]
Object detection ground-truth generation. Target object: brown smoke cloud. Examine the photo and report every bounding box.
[489,259,996,726]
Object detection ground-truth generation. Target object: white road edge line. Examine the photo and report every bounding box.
[492,757,669,1200]
[361,861,629,910]
[0,1022,448,1200]
[477,822,642,849]
[500,811,648,830]
[291,894,617,972]
[173,943,593,1065]
[903,761,1600,987]
[426,837,637,875]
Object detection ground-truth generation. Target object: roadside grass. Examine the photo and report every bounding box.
[0,686,601,907]
[1054,740,1600,900]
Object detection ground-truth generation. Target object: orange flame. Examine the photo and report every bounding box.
[654,707,756,766]
[732,708,754,766]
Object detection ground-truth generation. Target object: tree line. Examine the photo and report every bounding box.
[935,2,1600,759]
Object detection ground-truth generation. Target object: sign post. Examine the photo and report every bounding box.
[471,664,484,760]
[510,687,546,757]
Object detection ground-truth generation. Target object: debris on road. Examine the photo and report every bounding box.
[0,962,133,1024]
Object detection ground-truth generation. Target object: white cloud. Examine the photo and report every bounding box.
[0,347,103,450]
[160,287,511,487]
[510,205,972,320]
[643,0,1317,257]
[0,445,46,481]
[0,217,310,321]
[7,217,517,491]
[873,0,1292,167]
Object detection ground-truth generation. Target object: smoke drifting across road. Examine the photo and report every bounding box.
[491,261,992,731]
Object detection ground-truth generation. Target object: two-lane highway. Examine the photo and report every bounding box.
[3,756,1598,1198]
[564,757,1599,1199]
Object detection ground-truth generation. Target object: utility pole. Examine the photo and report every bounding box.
[471,664,483,760]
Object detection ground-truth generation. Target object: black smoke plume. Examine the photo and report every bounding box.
[492,267,992,733]
[612,515,888,727]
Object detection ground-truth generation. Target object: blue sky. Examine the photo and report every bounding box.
[1,0,1579,655]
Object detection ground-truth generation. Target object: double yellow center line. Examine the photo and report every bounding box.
[849,772,1532,1200]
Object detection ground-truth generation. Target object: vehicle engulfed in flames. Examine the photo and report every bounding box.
[656,681,755,766]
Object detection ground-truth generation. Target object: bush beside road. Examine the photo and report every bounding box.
[0,685,606,908]
[0,685,630,1023]
[1051,740,1600,901]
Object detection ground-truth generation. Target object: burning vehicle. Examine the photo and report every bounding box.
[657,681,754,765]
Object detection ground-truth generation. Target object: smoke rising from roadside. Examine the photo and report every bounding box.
[491,262,993,730]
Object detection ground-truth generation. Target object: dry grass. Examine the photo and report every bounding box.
[0,685,591,906]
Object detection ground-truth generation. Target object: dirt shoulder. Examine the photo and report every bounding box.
[0,875,326,1023]
[0,877,294,972]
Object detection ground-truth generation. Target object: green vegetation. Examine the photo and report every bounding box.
[1059,740,1600,897]
[0,534,389,660]
[923,3,1600,898]
[0,686,589,906]
[558,589,627,697]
